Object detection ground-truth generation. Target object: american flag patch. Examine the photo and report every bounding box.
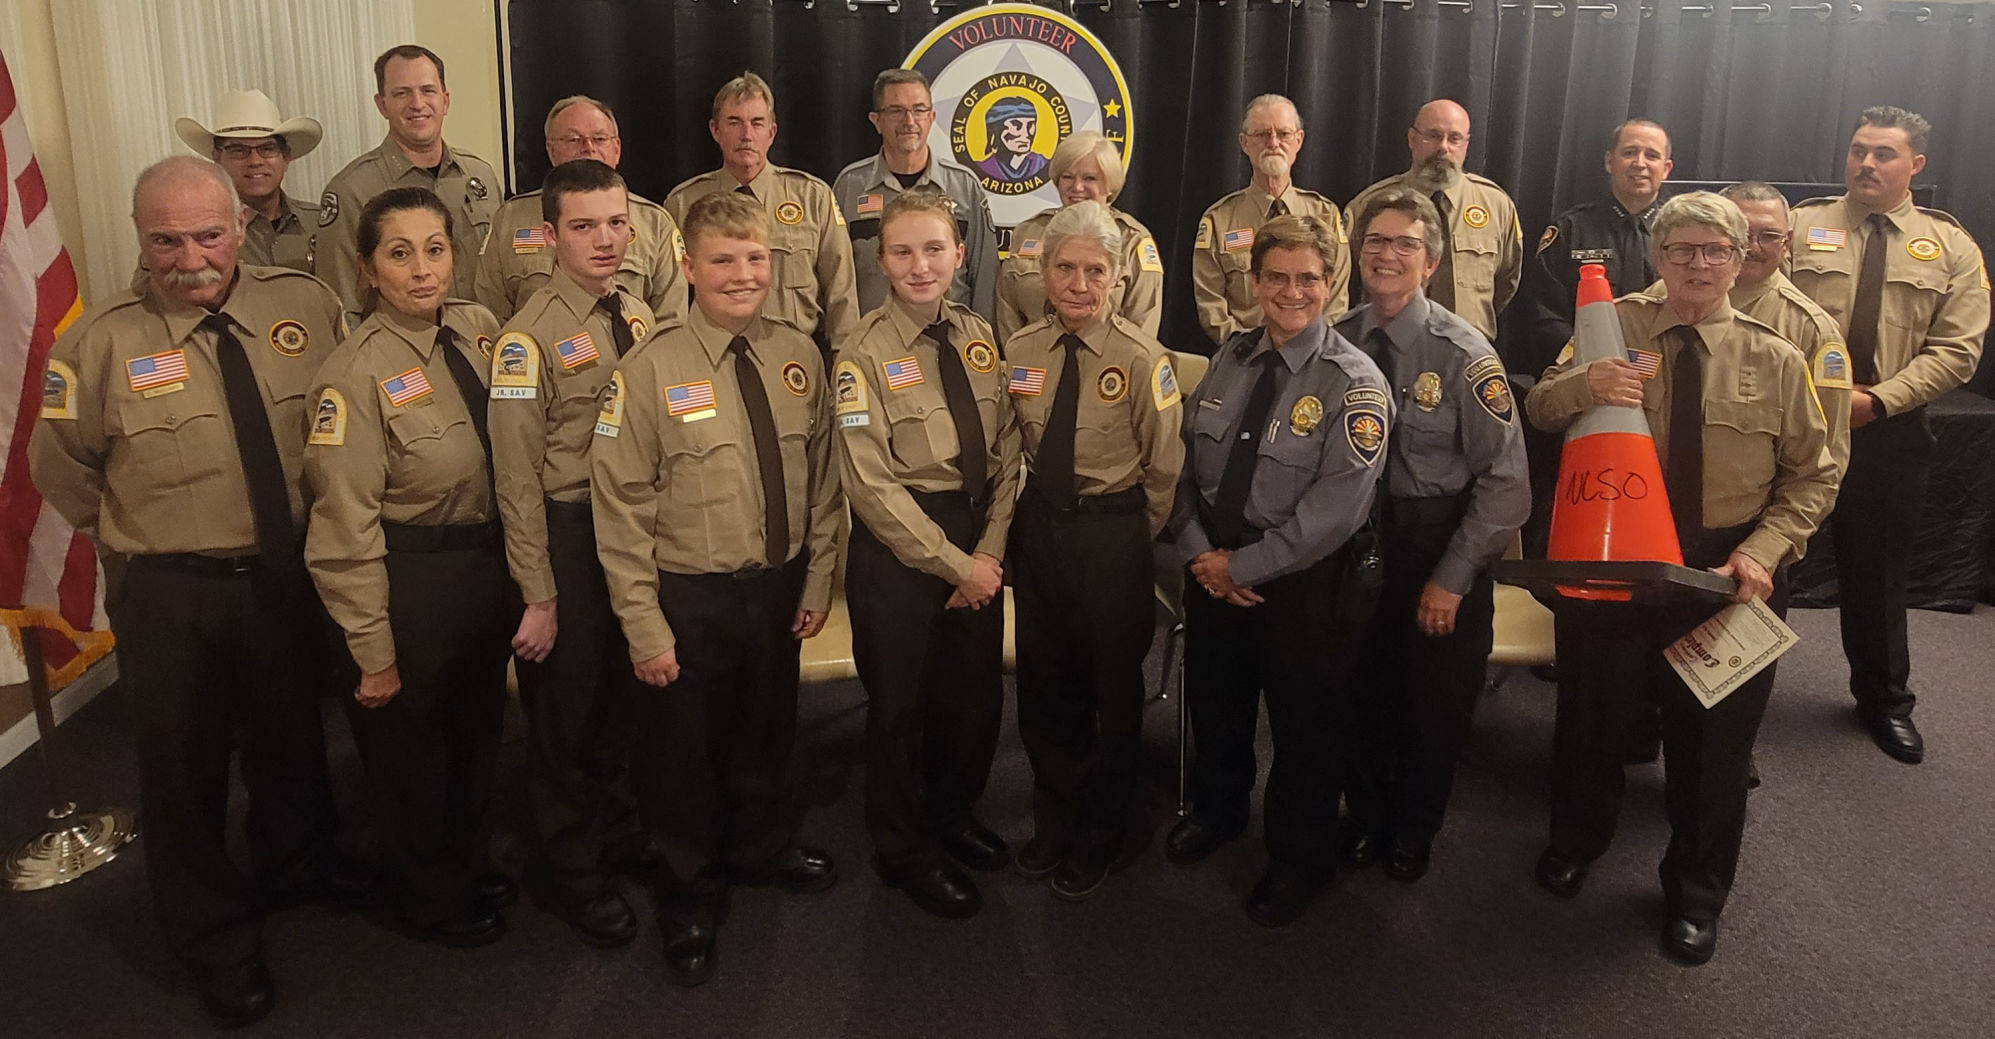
[1807,226,1847,249]
[857,193,884,215]
[1223,227,1254,251]
[381,367,433,406]
[125,349,188,391]
[666,381,717,416]
[1008,365,1046,396]
[555,332,599,369]
[1017,239,1042,258]
[513,227,547,249]
[882,356,924,390]
[1627,349,1663,380]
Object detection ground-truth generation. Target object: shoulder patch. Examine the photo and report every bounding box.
[268,319,309,357]
[1151,357,1182,412]
[490,331,540,399]
[1194,217,1213,250]
[318,191,339,228]
[593,371,626,437]
[1905,236,1942,262]
[1344,401,1387,466]
[1473,371,1515,425]
[1138,237,1164,273]
[1463,354,1505,385]
[40,359,78,420]
[671,227,687,265]
[308,388,347,445]
[833,359,871,427]
[1556,341,1576,366]
[1536,225,1558,254]
[1813,341,1853,390]
[781,360,810,397]
[1344,386,1390,409]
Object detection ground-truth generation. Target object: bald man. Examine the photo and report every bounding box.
[1344,100,1522,341]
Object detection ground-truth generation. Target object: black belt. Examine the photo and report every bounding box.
[543,497,592,522]
[1027,482,1144,515]
[129,552,263,576]
[1385,492,1472,528]
[909,488,986,516]
[663,551,804,583]
[382,521,502,553]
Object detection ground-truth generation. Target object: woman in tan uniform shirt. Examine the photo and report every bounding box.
[304,188,519,947]
[996,131,1166,343]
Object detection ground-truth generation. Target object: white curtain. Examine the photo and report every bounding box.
[51,0,416,298]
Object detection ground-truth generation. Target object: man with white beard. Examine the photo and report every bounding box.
[1192,94,1352,347]
[1343,100,1523,341]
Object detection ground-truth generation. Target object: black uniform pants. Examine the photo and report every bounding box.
[343,541,517,927]
[1347,517,1497,844]
[1547,531,1783,924]
[515,501,642,902]
[1183,549,1363,872]
[1831,409,1934,718]
[634,556,807,914]
[1010,488,1154,855]
[848,497,1003,871]
[112,556,338,970]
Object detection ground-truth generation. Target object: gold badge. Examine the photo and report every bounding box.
[268,319,309,357]
[1463,204,1490,229]
[776,200,805,226]
[964,339,997,374]
[1906,236,1942,262]
[1098,365,1128,403]
[1412,371,1442,411]
[628,315,648,343]
[1290,394,1323,436]
[475,334,494,359]
[782,360,810,397]
[308,388,347,446]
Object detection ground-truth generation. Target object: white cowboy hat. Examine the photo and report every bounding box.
[174,89,323,158]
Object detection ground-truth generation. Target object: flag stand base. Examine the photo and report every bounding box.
[4,802,136,891]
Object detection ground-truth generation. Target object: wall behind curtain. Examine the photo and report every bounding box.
[506,0,1992,358]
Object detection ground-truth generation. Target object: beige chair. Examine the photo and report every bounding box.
[1487,533,1557,689]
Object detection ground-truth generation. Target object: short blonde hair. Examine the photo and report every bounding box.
[878,189,960,253]
[1047,131,1126,201]
[1250,214,1341,276]
[712,70,775,120]
[1650,191,1748,259]
[682,191,768,252]
[1042,200,1123,277]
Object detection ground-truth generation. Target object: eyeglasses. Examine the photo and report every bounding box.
[1413,127,1471,148]
[1256,270,1327,290]
[1360,234,1429,257]
[1748,230,1791,248]
[551,134,618,149]
[876,105,934,121]
[1660,242,1739,266]
[218,142,285,161]
[1244,129,1301,145]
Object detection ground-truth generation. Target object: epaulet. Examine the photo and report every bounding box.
[627,190,664,211]
[1612,288,1666,313]
[1106,312,1164,352]
[1915,206,1968,232]
[68,292,148,339]
[1561,200,1608,219]
[1792,196,1837,210]
[1013,314,1058,342]
[293,195,321,216]
[1291,185,1333,203]
[449,147,495,171]
[1734,309,1807,358]
[1627,281,1669,304]
[1018,208,1058,232]
[1219,328,1261,359]
[762,312,808,336]
[1114,208,1154,236]
[1427,304,1497,354]
[242,264,334,298]
[774,165,833,191]
[1329,304,1369,339]
[506,283,562,328]
[941,298,989,336]
[1465,172,1505,190]
[1205,187,1249,214]
[831,156,871,182]
[845,307,892,348]
[1326,343,1386,386]
[664,171,716,200]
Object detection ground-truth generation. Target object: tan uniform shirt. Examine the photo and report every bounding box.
[472,189,690,326]
[1524,297,1838,572]
[1788,194,1990,414]
[1727,271,1854,478]
[591,307,845,660]
[489,268,655,603]
[303,301,500,672]
[245,193,320,274]
[663,164,860,346]
[833,296,1023,584]
[29,266,344,555]
[319,136,501,315]
[1006,311,1186,536]
[1344,172,1523,341]
[1192,182,1352,345]
[996,205,1165,345]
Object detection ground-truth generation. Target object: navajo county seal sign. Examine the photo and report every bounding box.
[906,3,1132,228]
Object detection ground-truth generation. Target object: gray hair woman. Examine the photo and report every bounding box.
[996,133,1165,342]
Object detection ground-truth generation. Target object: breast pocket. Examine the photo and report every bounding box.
[1453,228,1502,283]
[885,396,958,471]
[1703,398,1781,494]
[112,402,228,484]
[769,226,819,326]
[1401,402,1460,455]
[1883,266,1948,335]
[385,410,482,501]
[1189,402,1234,481]
[1789,254,1857,326]
[663,424,746,511]
[1075,410,1139,475]
[1001,257,1046,325]
[1255,428,1323,522]
[1221,247,1255,306]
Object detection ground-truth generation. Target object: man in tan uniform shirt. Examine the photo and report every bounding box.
[591,191,843,987]
[29,157,345,1026]
[663,71,859,349]
[1192,94,1351,346]
[473,96,688,324]
[1787,105,1991,764]
[1344,100,1523,341]
[486,161,655,948]
[319,45,500,316]
[171,89,324,273]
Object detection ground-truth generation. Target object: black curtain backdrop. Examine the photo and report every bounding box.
[504,0,1994,367]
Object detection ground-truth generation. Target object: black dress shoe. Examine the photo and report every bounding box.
[1746,755,1762,791]
[938,822,1011,873]
[662,919,718,987]
[1661,916,1718,965]
[1337,827,1382,868]
[734,845,837,894]
[1244,863,1325,928]
[194,958,274,1029]
[1533,847,1587,899]
[1049,841,1122,901]
[404,906,507,948]
[1382,836,1431,883]
[1860,710,1925,764]
[1163,814,1244,866]
[557,891,639,949]
[475,870,517,909]
[1013,834,1067,879]
[878,858,982,919]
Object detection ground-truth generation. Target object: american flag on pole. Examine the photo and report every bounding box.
[0,50,112,690]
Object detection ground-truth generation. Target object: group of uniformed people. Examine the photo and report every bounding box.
[25,39,1990,1027]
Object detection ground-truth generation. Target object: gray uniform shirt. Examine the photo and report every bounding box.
[1334,292,1530,594]
[1171,318,1391,589]
[831,152,998,322]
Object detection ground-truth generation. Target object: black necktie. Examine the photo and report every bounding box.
[595,294,633,358]
[1034,334,1086,507]
[203,314,296,567]
[1428,191,1456,311]
[1210,350,1283,549]
[1847,212,1891,385]
[1665,326,1705,540]
[1364,327,1399,402]
[434,325,493,474]
[735,184,755,198]
[1268,198,1288,219]
[729,335,789,566]
[924,320,988,499]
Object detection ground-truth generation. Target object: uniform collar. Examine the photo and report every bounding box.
[883,294,958,347]
[151,267,249,347]
[375,134,466,179]
[1644,296,1736,348]
[728,163,778,201]
[1053,309,1113,353]
[1243,317,1326,374]
[860,152,936,194]
[687,304,765,369]
[548,265,614,320]
[1245,180,1298,215]
[1610,195,1663,227]
[1353,291,1432,351]
[1729,269,1788,311]
[1844,192,1916,231]
[254,193,310,233]
[1398,171,1466,209]
[373,304,446,362]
